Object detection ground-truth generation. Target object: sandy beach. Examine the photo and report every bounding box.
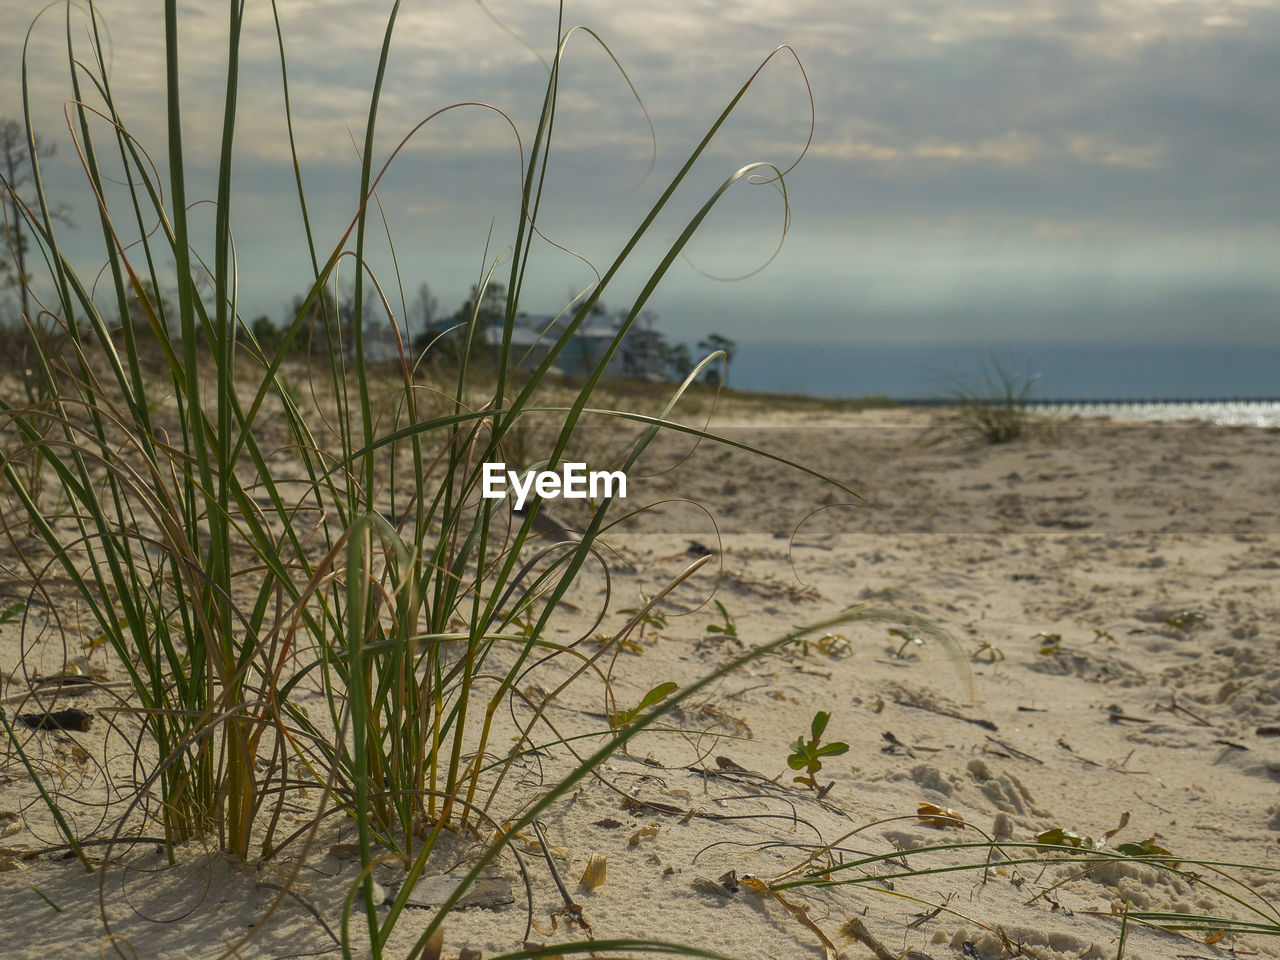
[3,402,1279,960]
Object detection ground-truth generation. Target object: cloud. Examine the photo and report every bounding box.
[2,0,1278,343]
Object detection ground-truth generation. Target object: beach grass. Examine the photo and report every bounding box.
[0,2,855,956]
[923,357,1052,446]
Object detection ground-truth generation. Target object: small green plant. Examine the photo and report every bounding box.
[794,631,850,658]
[1115,837,1177,864]
[889,627,924,658]
[787,710,849,793]
[1035,826,1097,849]
[1033,631,1063,655]
[704,599,738,639]
[0,601,24,625]
[1165,609,1207,630]
[610,681,678,730]
[618,593,667,641]
[972,640,1005,662]
[509,609,538,639]
[594,630,644,653]
[1035,827,1178,866]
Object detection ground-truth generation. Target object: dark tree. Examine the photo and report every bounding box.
[409,282,438,337]
[407,282,440,355]
[697,332,736,384]
[125,280,175,334]
[454,281,507,326]
[285,285,340,354]
[238,314,280,355]
[1,118,70,326]
[664,341,693,379]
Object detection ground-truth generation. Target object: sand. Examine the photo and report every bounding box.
[2,404,1279,960]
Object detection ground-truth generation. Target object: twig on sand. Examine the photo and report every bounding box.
[1161,696,1212,727]
[984,735,1043,764]
[741,874,841,960]
[531,820,592,939]
[890,696,998,732]
[1107,709,1152,724]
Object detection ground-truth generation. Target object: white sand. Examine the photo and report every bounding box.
[3,406,1279,960]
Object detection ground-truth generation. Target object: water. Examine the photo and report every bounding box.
[1034,399,1280,428]
[727,339,1280,426]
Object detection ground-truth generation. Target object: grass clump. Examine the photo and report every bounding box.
[923,357,1050,446]
[0,1,859,957]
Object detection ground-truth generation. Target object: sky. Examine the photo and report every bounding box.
[2,0,1279,346]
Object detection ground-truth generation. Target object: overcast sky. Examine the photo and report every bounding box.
[3,0,1279,345]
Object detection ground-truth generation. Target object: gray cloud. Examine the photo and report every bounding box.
[2,0,1278,343]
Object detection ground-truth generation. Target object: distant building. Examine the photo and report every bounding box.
[418,312,671,381]
[359,319,412,364]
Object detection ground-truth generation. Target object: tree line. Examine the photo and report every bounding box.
[2,116,734,384]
